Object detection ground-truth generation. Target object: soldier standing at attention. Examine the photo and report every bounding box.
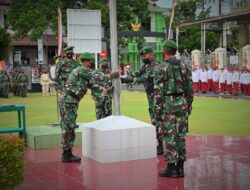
[60,53,119,162]
[55,46,79,121]
[55,46,79,96]
[153,40,193,178]
[0,70,10,98]
[133,46,163,155]
[17,69,28,97]
[91,58,113,119]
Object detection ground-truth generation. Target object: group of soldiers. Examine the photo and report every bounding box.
[192,65,250,96]
[0,69,28,98]
[55,46,119,163]
[55,40,194,179]
[124,40,193,178]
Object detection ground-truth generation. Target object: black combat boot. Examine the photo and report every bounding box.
[159,163,178,178]
[157,144,163,155]
[177,160,184,177]
[62,149,81,163]
[157,137,163,155]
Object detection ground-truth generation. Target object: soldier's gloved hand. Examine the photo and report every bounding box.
[134,71,140,77]
[107,85,114,94]
[109,71,120,80]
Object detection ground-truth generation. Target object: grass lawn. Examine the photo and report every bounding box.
[0,91,250,136]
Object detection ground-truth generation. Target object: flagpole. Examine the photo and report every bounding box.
[168,0,177,40]
[58,7,63,57]
[109,0,120,115]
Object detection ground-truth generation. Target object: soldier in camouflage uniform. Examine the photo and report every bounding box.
[12,69,19,96]
[0,70,10,98]
[55,46,79,95]
[154,40,193,178]
[17,69,28,97]
[133,46,163,155]
[55,46,80,122]
[60,52,119,163]
[91,58,113,119]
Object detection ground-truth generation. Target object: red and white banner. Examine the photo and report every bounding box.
[58,7,63,57]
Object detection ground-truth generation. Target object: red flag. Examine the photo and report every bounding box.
[58,7,63,57]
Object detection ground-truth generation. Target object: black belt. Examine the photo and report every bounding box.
[68,91,80,101]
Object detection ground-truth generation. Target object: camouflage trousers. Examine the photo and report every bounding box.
[95,96,112,120]
[146,93,161,144]
[0,83,9,98]
[60,102,79,151]
[161,112,188,164]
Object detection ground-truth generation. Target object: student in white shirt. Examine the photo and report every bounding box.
[232,68,240,96]
[212,66,220,94]
[226,68,233,95]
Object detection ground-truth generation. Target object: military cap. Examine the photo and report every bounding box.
[98,58,107,64]
[63,46,74,51]
[140,46,154,55]
[163,40,177,50]
[79,52,94,60]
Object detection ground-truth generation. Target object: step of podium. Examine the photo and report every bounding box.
[26,125,82,149]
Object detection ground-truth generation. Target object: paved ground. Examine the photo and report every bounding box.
[16,135,250,190]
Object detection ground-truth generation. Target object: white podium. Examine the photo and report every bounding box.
[80,115,157,163]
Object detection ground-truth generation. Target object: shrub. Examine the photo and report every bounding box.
[0,135,24,190]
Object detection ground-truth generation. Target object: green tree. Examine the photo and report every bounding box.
[6,0,85,41]
[6,0,149,41]
[0,27,11,60]
[171,0,219,52]
[86,0,149,31]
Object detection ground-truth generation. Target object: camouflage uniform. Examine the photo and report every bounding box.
[12,70,19,96]
[134,46,161,151]
[154,56,193,164]
[55,52,79,123]
[135,61,158,127]
[55,58,79,93]
[0,71,10,98]
[60,65,107,151]
[16,71,28,97]
[91,61,113,119]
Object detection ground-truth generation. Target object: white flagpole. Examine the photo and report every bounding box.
[109,0,120,115]
[58,7,63,57]
[168,0,177,40]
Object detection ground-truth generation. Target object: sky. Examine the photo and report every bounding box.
[155,0,173,8]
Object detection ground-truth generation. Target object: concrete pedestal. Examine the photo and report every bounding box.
[80,115,157,163]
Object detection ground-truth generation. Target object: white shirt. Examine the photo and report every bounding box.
[219,70,226,83]
[192,70,199,82]
[243,72,248,84]
[227,72,233,85]
[198,68,202,81]
[232,71,239,82]
[200,70,207,82]
[207,68,213,80]
[247,73,250,84]
[212,70,220,82]
[239,72,245,84]
[223,69,229,82]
